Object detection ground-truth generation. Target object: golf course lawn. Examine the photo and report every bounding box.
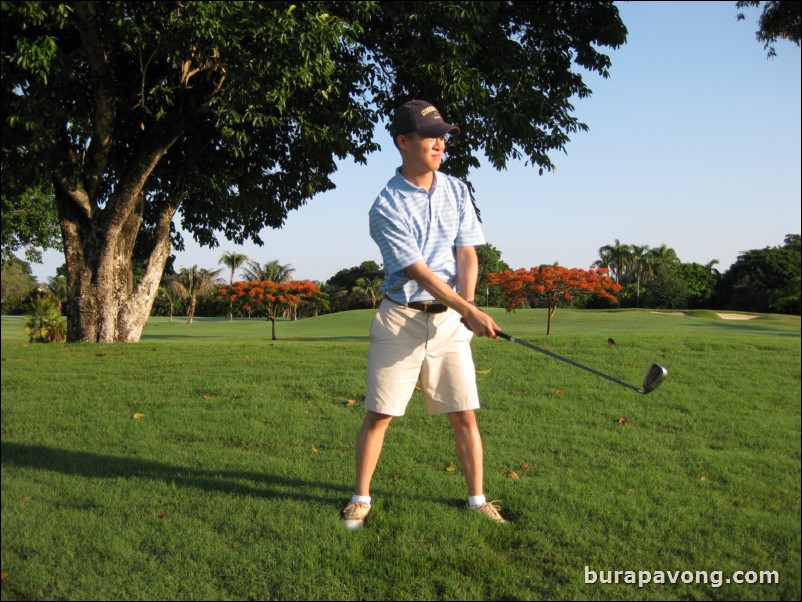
[1,308,799,600]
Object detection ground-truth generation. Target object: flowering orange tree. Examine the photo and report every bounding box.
[488,266,621,335]
[218,279,328,340]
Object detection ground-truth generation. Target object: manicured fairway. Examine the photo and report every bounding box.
[1,309,799,600]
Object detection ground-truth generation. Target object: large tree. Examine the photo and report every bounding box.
[2,1,627,342]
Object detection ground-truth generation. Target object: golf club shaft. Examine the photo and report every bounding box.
[496,331,645,394]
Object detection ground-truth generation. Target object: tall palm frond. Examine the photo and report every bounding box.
[219,251,250,285]
[241,260,295,283]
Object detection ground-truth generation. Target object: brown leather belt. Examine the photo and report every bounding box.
[387,298,449,314]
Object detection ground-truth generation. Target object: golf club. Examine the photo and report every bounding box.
[496,331,668,395]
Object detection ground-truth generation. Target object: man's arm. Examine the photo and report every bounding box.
[456,245,479,303]
[403,255,498,338]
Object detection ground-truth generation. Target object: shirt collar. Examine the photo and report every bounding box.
[391,167,439,197]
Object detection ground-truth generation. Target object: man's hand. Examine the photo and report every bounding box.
[461,302,499,339]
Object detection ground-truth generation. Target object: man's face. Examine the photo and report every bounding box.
[398,132,447,174]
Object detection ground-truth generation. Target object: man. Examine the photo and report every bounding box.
[341,99,505,531]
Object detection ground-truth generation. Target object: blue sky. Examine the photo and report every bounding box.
[32,1,801,283]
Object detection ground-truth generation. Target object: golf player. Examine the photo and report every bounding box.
[340,99,506,530]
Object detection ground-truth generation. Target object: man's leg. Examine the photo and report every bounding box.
[449,409,506,523]
[448,409,483,497]
[355,410,393,496]
[342,410,393,530]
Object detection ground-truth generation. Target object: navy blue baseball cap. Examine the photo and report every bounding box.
[390,100,460,138]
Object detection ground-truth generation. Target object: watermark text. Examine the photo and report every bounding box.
[584,566,779,589]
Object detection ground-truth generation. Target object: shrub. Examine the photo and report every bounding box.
[24,296,67,343]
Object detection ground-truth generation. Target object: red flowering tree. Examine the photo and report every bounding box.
[218,280,327,340]
[488,266,621,335]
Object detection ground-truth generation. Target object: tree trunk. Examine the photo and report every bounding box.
[547,305,557,336]
[57,185,177,343]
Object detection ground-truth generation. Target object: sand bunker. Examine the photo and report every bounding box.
[652,311,760,320]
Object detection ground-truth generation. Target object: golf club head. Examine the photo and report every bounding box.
[642,363,669,393]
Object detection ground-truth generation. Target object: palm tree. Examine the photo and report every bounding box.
[241,260,295,283]
[704,259,721,277]
[629,244,652,307]
[168,265,224,324]
[647,243,680,271]
[595,239,631,284]
[47,275,68,313]
[157,284,182,322]
[219,251,250,284]
[353,276,384,308]
[219,251,249,319]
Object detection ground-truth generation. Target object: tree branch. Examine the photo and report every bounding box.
[71,1,115,201]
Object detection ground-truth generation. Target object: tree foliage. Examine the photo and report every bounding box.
[1,255,39,313]
[324,260,383,311]
[714,234,801,314]
[641,264,689,310]
[488,265,621,334]
[1,0,626,342]
[736,0,802,57]
[1,185,61,264]
[679,262,719,309]
[476,243,511,307]
[219,279,327,339]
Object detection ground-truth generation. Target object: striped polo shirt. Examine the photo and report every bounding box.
[369,167,486,304]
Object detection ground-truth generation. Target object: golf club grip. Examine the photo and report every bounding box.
[495,330,644,393]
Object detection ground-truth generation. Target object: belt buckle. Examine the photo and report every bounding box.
[420,301,433,313]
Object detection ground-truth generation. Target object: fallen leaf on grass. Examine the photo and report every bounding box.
[344,399,357,407]
[445,461,456,473]
[700,475,708,482]
[732,500,740,507]
[1,572,8,581]
[476,368,493,374]
[131,413,146,420]
[311,444,318,453]
[617,417,632,424]
[607,338,616,346]
[506,471,520,480]
[555,389,564,395]
[202,394,213,400]
[520,463,530,471]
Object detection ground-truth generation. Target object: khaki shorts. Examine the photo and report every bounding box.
[365,298,480,416]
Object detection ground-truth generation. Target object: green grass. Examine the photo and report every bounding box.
[2,309,800,600]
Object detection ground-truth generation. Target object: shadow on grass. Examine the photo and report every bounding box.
[1,442,453,508]
[2,441,352,505]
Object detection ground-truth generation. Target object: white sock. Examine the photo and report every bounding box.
[351,495,371,506]
[468,495,486,508]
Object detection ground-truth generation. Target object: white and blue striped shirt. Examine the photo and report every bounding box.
[369,168,486,304]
